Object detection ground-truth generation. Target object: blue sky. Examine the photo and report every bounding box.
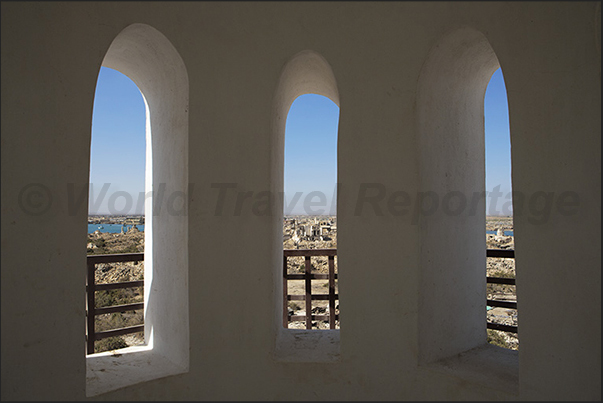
[484,68,513,215]
[89,67,512,216]
[89,67,146,214]
[284,94,339,215]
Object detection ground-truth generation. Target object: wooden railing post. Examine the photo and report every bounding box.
[86,261,96,355]
[283,254,288,328]
[328,255,336,329]
[304,256,312,329]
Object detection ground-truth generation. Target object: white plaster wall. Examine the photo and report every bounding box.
[102,22,189,369]
[417,26,500,364]
[1,1,600,401]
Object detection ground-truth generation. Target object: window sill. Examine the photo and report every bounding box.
[86,345,187,397]
[421,343,519,396]
[274,328,340,362]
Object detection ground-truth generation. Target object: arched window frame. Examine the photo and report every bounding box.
[271,50,341,362]
[415,26,519,392]
[86,23,189,397]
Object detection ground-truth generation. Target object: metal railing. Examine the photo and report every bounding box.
[486,248,517,333]
[86,252,144,355]
[283,249,339,329]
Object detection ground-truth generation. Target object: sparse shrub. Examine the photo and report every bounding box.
[93,239,106,248]
[95,288,142,308]
[116,244,139,254]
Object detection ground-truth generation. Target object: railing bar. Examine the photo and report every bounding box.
[287,294,339,301]
[286,273,337,280]
[94,325,145,340]
[487,299,518,309]
[290,315,339,321]
[94,280,144,291]
[95,303,144,316]
[487,322,518,333]
[284,249,337,257]
[87,252,144,264]
[311,315,334,321]
[86,261,96,355]
[283,254,288,328]
[487,277,516,285]
[328,255,336,329]
[486,249,515,258]
[305,256,312,329]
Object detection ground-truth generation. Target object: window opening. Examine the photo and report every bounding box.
[87,66,146,354]
[484,68,518,350]
[85,23,189,397]
[283,94,340,330]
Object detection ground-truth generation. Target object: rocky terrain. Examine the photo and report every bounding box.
[87,227,144,253]
[486,215,514,232]
[88,229,145,283]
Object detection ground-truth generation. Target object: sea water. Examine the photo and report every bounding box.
[88,223,144,234]
[486,230,514,236]
[88,225,507,236]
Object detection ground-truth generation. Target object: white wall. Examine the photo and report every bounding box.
[417,25,499,364]
[1,2,600,400]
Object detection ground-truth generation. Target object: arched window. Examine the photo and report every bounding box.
[271,50,341,362]
[86,23,189,397]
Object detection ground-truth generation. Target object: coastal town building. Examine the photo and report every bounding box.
[1,2,600,401]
